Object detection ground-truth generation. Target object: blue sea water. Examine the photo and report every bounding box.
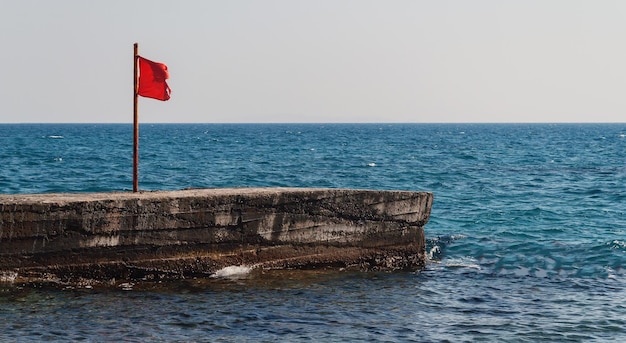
[0,123,625,342]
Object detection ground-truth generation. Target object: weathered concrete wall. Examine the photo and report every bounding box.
[0,188,432,285]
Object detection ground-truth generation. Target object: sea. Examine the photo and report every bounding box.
[0,123,624,342]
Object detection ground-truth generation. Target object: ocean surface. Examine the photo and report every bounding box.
[0,123,625,342]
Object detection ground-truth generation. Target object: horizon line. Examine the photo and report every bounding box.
[1,121,625,125]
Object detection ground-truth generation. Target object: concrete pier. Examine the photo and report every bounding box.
[0,188,432,285]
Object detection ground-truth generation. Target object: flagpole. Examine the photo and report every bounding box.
[133,43,139,192]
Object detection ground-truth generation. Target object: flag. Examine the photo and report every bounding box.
[137,56,171,101]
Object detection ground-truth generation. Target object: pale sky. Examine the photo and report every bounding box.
[1,0,625,123]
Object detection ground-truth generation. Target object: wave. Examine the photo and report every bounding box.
[210,265,254,279]
[426,232,625,280]
[608,240,626,250]
[443,257,481,270]
[426,234,466,261]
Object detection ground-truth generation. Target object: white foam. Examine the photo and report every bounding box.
[605,267,617,280]
[610,240,625,249]
[119,282,134,291]
[427,245,441,260]
[211,265,253,279]
[367,163,376,167]
[48,135,64,139]
[444,257,481,270]
[0,271,18,283]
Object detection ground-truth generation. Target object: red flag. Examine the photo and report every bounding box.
[137,56,171,101]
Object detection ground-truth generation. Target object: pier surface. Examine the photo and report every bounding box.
[0,188,432,286]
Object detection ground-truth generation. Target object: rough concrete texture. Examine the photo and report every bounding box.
[0,188,432,286]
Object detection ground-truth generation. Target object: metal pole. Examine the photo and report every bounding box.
[133,43,139,192]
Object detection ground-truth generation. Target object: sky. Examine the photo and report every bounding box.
[1,0,625,123]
